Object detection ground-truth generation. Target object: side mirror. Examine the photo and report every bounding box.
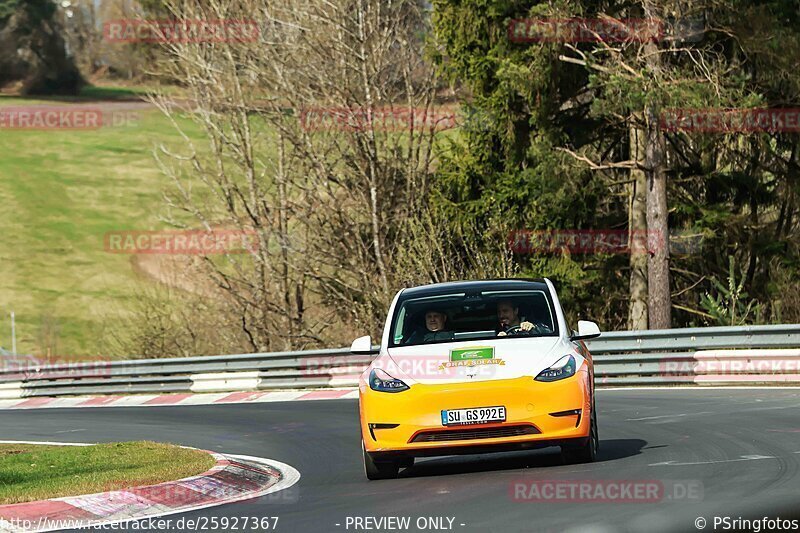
[570,320,601,341]
[350,335,378,355]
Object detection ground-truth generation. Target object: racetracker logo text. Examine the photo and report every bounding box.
[0,357,111,380]
[100,482,298,505]
[104,230,259,255]
[104,19,260,43]
[298,107,459,132]
[660,108,800,133]
[302,355,501,380]
[508,18,664,43]
[510,479,703,502]
[0,107,139,130]
[508,229,666,255]
[660,357,800,376]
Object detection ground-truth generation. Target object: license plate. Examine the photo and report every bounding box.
[441,406,506,426]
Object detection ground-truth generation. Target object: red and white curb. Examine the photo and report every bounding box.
[0,442,300,533]
[0,388,358,411]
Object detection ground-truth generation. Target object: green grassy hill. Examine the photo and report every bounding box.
[0,91,204,359]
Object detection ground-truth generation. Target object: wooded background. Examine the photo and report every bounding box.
[2,0,799,357]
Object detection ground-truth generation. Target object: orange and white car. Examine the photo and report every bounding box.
[354,278,601,480]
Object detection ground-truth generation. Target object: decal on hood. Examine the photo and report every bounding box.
[442,346,505,372]
[438,358,506,371]
[449,346,495,362]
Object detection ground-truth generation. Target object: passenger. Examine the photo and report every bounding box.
[407,308,455,343]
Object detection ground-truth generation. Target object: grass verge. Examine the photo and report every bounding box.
[0,441,215,505]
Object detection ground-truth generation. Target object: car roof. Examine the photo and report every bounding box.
[399,278,550,298]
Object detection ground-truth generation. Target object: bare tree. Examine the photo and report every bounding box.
[103,277,253,358]
[147,0,445,347]
[143,1,323,351]
[258,0,445,336]
[394,205,518,288]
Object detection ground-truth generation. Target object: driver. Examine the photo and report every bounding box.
[406,308,455,343]
[496,299,535,337]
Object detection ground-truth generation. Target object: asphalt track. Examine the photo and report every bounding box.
[3,389,800,533]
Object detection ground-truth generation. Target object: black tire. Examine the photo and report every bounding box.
[561,407,598,464]
[362,440,400,480]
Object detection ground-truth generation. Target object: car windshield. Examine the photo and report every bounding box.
[389,289,558,347]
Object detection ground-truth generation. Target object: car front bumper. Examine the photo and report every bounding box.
[359,370,592,457]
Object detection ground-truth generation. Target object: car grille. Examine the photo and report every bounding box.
[410,424,540,443]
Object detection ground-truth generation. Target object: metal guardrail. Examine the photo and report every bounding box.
[587,324,800,353]
[1,325,799,399]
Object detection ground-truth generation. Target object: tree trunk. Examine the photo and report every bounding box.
[277,133,293,350]
[642,0,671,329]
[356,0,389,296]
[644,103,671,329]
[628,124,648,330]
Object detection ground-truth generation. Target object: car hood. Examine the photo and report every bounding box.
[383,337,573,384]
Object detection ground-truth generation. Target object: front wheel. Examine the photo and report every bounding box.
[561,408,598,464]
[362,440,400,480]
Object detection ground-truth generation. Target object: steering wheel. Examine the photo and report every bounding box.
[503,325,522,335]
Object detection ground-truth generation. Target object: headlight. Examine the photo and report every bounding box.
[535,355,576,382]
[369,368,409,392]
